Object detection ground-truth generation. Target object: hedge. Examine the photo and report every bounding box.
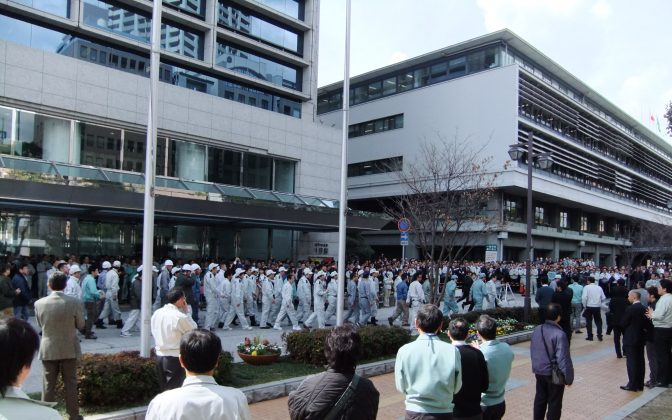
[284,325,411,366]
[443,306,540,331]
[57,351,233,408]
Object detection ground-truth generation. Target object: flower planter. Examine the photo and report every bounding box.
[238,352,280,365]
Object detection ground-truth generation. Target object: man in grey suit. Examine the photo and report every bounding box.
[34,271,85,420]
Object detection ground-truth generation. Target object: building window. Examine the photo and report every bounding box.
[163,0,206,19]
[273,159,295,193]
[256,0,303,20]
[580,216,588,232]
[82,0,151,44]
[11,0,70,18]
[161,22,204,60]
[347,157,403,177]
[534,206,545,225]
[599,219,605,233]
[79,123,122,169]
[504,199,520,221]
[208,148,241,186]
[614,223,620,234]
[15,111,71,162]
[243,153,272,189]
[348,114,403,139]
[559,211,568,229]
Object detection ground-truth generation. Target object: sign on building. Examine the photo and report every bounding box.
[485,244,497,263]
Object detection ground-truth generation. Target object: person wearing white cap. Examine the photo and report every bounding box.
[98,261,123,329]
[269,267,286,321]
[175,264,195,321]
[259,270,275,329]
[217,268,232,330]
[64,265,83,301]
[383,267,394,307]
[189,264,203,324]
[203,263,221,331]
[169,267,180,290]
[323,271,339,326]
[273,272,301,331]
[296,269,313,323]
[121,265,144,337]
[223,268,251,330]
[358,271,373,326]
[303,271,327,329]
[344,271,360,324]
[369,269,381,326]
[243,268,259,327]
[154,260,174,311]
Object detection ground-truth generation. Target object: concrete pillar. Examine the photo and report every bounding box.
[42,117,71,163]
[609,245,617,267]
[594,244,600,266]
[553,239,560,261]
[175,142,205,181]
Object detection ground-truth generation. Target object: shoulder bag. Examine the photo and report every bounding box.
[540,325,566,386]
[324,373,361,420]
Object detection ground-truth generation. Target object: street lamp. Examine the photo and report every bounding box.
[508,131,553,323]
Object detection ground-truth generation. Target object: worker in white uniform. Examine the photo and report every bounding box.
[303,271,327,329]
[273,273,301,331]
[223,268,251,330]
[259,270,275,329]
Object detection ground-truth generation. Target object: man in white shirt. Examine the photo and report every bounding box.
[258,270,275,329]
[146,329,251,420]
[98,260,123,328]
[223,268,252,330]
[151,288,198,391]
[64,265,83,300]
[273,273,301,331]
[407,272,426,334]
[203,263,220,331]
[582,277,606,341]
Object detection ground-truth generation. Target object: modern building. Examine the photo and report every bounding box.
[0,0,382,260]
[317,29,672,266]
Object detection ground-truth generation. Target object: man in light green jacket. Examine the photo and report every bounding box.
[395,304,462,417]
[476,315,514,420]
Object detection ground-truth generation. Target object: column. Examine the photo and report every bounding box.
[553,239,560,261]
[42,117,71,163]
[175,142,206,181]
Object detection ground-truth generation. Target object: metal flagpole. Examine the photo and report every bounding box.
[336,0,351,326]
[140,0,162,357]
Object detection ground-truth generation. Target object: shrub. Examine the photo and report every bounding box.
[213,351,234,385]
[284,326,411,366]
[442,306,539,332]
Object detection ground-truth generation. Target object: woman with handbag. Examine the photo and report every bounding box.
[530,303,575,420]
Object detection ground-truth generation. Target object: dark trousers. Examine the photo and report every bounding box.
[538,308,547,324]
[533,374,565,420]
[84,301,97,336]
[654,327,672,385]
[156,355,185,391]
[406,411,453,420]
[584,307,603,338]
[482,401,505,420]
[646,340,659,383]
[624,344,645,389]
[613,326,624,357]
[43,358,79,420]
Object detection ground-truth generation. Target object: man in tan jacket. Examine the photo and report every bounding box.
[34,271,85,420]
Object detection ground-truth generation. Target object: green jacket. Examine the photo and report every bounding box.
[0,275,15,310]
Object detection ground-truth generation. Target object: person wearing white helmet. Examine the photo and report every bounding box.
[215,265,230,329]
[223,268,251,330]
[358,270,373,326]
[324,271,339,326]
[175,264,195,321]
[169,266,180,290]
[203,263,221,331]
[344,270,360,324]
[154,260,174,311]
[269,267,287,322]
[190,264,202,324]
[121,264,148,337]
[64,265,82,301]
[296,268,313,323]
[369,269,380,326]
[259,270,275,329]
[98,261,123,329]
[303,271,327,329]
[273,272,301,331]
[243,267,259,327]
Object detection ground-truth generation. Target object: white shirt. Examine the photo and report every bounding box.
[581,283,605,308]
[151,303,197,357]
[146,375,250,420]
[64,276,82,300]
[407,280,424,303]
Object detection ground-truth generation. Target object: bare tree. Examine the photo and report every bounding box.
[621,219,672,266]
[382,133,501,304]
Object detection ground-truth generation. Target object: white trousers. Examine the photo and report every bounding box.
[304,299,325,328]
[224,301,249,328]
[121,309,140,333]
[259,297,273,326]
[324,298,337,324]
[205,295,220,329]
[296,299,311,322]
[274,302,298,327]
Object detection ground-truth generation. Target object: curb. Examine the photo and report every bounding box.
[84,330,533,420]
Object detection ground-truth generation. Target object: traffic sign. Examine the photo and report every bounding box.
[400,232,409,246]
[398,218,411,232]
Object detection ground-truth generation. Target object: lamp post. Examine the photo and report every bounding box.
[508,131,553,323]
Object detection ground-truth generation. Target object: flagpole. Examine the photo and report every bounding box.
[336,0,351,326]
[140,0,162,358]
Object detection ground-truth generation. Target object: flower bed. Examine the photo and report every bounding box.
[238,336,281,365]
[464,318,534,342]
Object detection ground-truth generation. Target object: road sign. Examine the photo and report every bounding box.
[400,232,409,246]
[485,244,497,263]
[398,218,411,232]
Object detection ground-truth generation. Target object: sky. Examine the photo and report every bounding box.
[317,0,672,142]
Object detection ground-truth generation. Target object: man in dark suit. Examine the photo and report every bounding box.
[447,317,489,419]
[620,290,651,392]
[535,277,554,324]
[34,272,85,420]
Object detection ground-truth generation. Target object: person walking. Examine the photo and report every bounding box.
[258,270,275,329]
[447,317,489,420]
[621,290,651,391]
[120,265,146,337]
[0,264,17,318]
[530,303,574,420]
[389,273,409,326]
[568,279,584,334]
[80,265,101,339]
[477,315,514,420]
[296,269,313,323]
[154,260,173,310]
[406,272,425,334]
[98,260,123,329]
[304,271,327,329]
[34,272,85,420]
[582,277,606,341]
[273,273,301,331]
[151,288,198,391]
[395,304,462,418]
[646,279,672,387]
[324,271,339,326]
[358,271,373,326]
[11,263,31,320]
[344,271,360,324]
[224,268,252,330]
[443,274,460,316]
[203,263,221,331]
[470,274,487,311]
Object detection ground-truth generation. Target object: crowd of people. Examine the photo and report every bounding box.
[1,253,672,420]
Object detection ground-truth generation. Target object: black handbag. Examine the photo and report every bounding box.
[540,325,566,386]
[324,374,361,420]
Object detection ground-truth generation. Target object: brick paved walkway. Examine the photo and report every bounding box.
[250,333,664,419]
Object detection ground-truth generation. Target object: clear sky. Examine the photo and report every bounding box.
[317,0,672,142]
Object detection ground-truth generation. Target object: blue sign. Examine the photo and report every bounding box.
[400,232,409,246]
[398,218,411,232]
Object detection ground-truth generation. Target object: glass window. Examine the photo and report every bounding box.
[216,41,301,90]
[0,107,12,155]
[534,206,545,225]
[218,1,301,54]
[352,85,367,104]
[161,22,204,60]
[560,211,568,228]
[208,148,241,186]
[413,67,429,88]
[79,123,121,169]
[348,114,403,139]
[10,0,70,18]
[123,131,146,172]
[448,56,466,77]
[15,111,71,163]
[504,199,519,221]
[273,159,295,193]
[580,216,588,231]
[257,0,303,20]
[382,77,397,96]
[368,80,382,100]
[599,219,605,233]
[163,0,206,19]
[348,157,402,177]
[243,153,272,189]
[430,62,448,82]
[398,72,413,92]
[82,0,151,43]
[168,140,206,181]
[0,15,68,54]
